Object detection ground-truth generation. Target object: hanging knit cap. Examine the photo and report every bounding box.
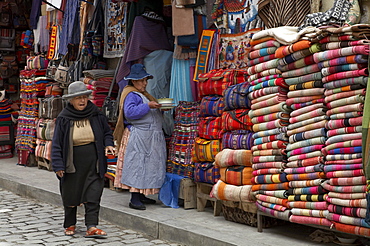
[124,64,153,80]
[62,81,92,99]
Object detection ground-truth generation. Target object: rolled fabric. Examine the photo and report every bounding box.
[289,215,332,227]
[211,180,255,202]
[323,76,368,89]
[319,39,370,50]
[248,86,286,100]
[313,45,370,63]
[288,145,325,157]
[328,208,366,221]
[328,192,366,200]
[327,126,362,138]
[248,47,278,59]
[247,54,277,67]
[278,44,321,67]
[286,95,325,107]
[254,190,286,198]
[325,158,363,165]
[284,156,323,168]
[287,194,327,202]
[249,74,281,86]
[324,88,366,103]
[326,116,363,129]
[252,173,288,184]
[251,95,287,110]
[326,169,364,178]
[333,222,370,237]
[214,149,253,168]
[256,200,287,212]
[291,208,329,218]
[329,176,366,186]
[318,35,356,43]
[251,112,290,124]
[322,68,369,83]
[284,164,324,174]
[326,153,363,161]
[252,162,285,170]
[282,63,321,78]
[324,163,363,172]
[320,54,368,69]
[287,87,325,98]
[325,133,362,145]
[256,203,291,220]
[289,179,325,188]
[287,201,328,210]
[255,194,289,207]
[321,63,367,76]
[329,112,363,120]
[289,81,323,91]
[247,68,282,82]
[247,59,280,75]
[326,94,364,109]
[289,108,326,124]
[278,55,316,71]
[248,102,290,117]
[250,37,275,46]
[286,137,326,151]
[251,182,289,191]
[327,146,362,155]
[251,93,278,104]
[254,132,288,145]
[252,118,289,131]
[324,139,362,152]
[252,40,281,50]
[252,168,282,175]
[325,84,365,96]
[287,151,323,162]
[275,40,311,58]
[326,198,367,209]
[285,71,323,86]
[286,172,326,181]
[288,115,328,131]
[251,140,287,151]
[326,103,363,116]
[253,149,285,156]
[289,128,326,143]
[290,103,325,117]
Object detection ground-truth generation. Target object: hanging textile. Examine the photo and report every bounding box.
[103,0,127,58]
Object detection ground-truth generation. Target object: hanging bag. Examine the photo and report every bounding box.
[54,54,71,87]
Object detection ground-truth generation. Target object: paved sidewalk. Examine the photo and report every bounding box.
[0,188,183,246]
[0,156,345,246]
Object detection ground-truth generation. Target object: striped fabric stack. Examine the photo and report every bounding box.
[315,26,370,235]
[0,98,13,159]
[82,70,117,108]
[246,36,291,221]
[166,101,200,178]
[211,79,255,203]
[279,40,331,227]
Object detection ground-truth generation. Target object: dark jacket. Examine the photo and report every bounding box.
[51,108,114,179]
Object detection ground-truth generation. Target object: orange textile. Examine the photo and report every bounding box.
[275,40,311,58]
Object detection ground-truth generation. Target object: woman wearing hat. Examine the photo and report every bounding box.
[113,63,166,210]
[51,81,115,238]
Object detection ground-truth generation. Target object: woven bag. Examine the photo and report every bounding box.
[222,109,253,131]
[198,116,223,139]
[222,130,254,150]
[223,82,251,110]
[220,165,253,185]
[199,96,224,117]
[192,137,222,162]
[194,162,220,184]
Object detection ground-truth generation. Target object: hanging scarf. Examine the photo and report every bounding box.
[113,85,157,149]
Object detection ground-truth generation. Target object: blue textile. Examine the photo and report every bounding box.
[169,58,194,105]
[159,173,184,209]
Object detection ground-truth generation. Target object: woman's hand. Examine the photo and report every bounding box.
[148,101,161,109]
[56,170,64,178]
[105,146,116,156]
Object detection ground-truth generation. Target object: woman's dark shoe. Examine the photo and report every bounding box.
[129,202,146,210]
[139,195,156,204]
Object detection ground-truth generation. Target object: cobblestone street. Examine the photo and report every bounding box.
[0,188,184,246]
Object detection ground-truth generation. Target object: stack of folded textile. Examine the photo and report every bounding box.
[166,101,200,178]
[315,25,370,235]
[279,39,331,227]
[246,35,291,221]
[82,70,117,108]
[0,96,14,158]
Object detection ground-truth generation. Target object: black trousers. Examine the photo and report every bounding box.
[63,202,100,228]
